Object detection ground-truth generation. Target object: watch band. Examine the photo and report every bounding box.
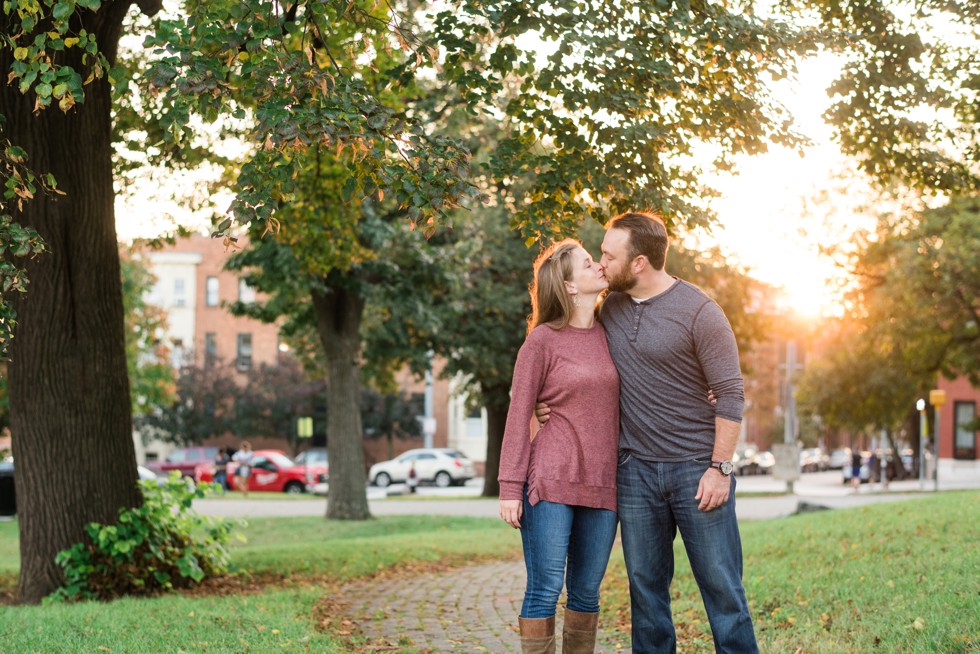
[710,460,734,475]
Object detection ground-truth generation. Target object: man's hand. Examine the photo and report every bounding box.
[534,402,551,424]
[499,499,523,529]
[695,468,731,512]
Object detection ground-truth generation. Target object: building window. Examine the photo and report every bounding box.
[174,278,187,307]
[236,333,253,371]
[238,279,257,304]
[205,276,219,307]
[953,401,977,460]
[204,332,217,366]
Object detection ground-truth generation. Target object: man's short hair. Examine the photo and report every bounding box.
[608,212,669,270]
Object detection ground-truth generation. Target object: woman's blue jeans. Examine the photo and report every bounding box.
[617,456,758,654]
[519,487,618,619]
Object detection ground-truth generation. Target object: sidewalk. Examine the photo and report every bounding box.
[341,558,631,653]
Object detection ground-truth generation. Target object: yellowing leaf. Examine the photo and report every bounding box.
[237,51,250,62]
[64,37,79,48]
[13,47,29,61]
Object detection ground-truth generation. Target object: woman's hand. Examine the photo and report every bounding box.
[499,499,523,529]
[534,402,551,424]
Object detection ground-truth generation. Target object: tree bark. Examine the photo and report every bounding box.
[1,3,143,603]
[311,281,370,520]
[480,385,509,498]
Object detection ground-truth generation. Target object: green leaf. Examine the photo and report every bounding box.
[52,1,75,22]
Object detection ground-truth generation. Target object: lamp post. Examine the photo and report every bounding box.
[916,399,927,490]
[929,389,947,492]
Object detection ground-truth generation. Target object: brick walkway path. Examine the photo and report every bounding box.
[342,559,631,653]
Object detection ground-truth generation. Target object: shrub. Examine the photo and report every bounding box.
[49,473,237,602]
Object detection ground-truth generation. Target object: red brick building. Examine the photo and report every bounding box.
[935,375,979,486]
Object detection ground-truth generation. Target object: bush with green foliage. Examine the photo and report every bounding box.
[49,473,236,602]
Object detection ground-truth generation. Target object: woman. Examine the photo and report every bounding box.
[498,239,620,654]
[232,441,255,497]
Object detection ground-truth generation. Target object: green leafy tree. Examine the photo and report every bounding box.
[233,357,325,451]
[848,197,979,384]
[119,247,175,417]
[227,200,458,518]
[0,0,472,599]
[798,195,979,465]
[137,358,241,445]
[789,0,979,196]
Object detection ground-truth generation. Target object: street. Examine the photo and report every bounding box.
[193,470,976,521]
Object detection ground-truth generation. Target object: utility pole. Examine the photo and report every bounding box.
[423,350,435,449]
[773,341,803,494]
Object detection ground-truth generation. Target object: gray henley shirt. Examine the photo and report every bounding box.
[601,279,744,461]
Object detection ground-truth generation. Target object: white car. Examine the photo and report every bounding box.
[369,448,476,488]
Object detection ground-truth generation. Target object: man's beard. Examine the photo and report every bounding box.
[606,265,637,293]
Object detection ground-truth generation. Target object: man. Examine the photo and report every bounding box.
[539,212,757,653]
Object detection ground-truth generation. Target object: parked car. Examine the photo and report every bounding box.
[295,448,328,495]
[735,447,774,475]
[369,448,476,488]
[201,449,327,494]
[800,447,829,473]
[827,447,851,470]
[145,446,220,479]
[137,465,159,483]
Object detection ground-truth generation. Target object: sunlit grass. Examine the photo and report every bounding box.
[599,491,980,653]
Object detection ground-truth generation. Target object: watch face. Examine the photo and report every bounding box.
[720,461,734,475]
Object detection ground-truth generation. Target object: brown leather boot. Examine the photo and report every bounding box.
[519,615,556,654]
[561,608,599,653]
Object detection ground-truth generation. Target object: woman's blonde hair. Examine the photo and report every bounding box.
[528,239,582,334]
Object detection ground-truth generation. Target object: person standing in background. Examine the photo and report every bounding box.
[232,441,255,498]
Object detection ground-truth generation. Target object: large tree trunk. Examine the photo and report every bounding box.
[312,282,370,520]
[480,385,510,498]
[1,3,146,603]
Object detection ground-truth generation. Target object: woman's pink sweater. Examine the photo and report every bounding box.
[498,322,620,512]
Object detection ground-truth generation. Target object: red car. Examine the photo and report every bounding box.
[200,449,326,494]
[146,446,220,479]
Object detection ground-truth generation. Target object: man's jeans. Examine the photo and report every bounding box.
[617,455,758,653]
[519,487,618,619]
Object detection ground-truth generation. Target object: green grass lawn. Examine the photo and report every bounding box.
[0,515,521,653]
[0,492,977,653]
[599,491,980,653]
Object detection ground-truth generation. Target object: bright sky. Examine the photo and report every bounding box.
[691,55,872,318]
